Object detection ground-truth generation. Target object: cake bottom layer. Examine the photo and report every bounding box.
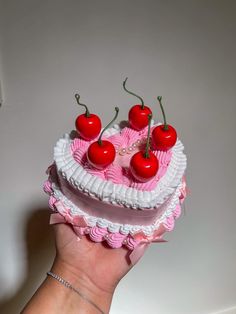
[43,165,187,263]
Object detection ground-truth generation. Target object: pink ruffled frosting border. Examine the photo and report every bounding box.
[43,175,187,251]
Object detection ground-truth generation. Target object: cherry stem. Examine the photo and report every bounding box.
[75,94,90,117]
[123,77,145,109]
[144,114,152,158]
[98,107,119,146]
[157,96,168,131]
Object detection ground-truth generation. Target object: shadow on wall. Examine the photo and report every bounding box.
[0,208,55,314]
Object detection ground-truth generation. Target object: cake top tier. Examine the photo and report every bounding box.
[54,121,186,209]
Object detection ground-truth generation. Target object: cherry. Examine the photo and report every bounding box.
[87,107,119,169]
[130,114,159,182]
[152,96,177,151]
[75,94,102,141]
[123,78,152,131]
[130,150,159,182]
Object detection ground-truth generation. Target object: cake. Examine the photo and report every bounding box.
[43,81,187,264]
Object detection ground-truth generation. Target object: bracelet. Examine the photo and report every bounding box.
[47,271,106,314]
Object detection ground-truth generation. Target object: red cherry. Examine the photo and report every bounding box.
[130,150,159,182]
[130,114,159,182]
[123,78,152,131]
[75,114,101,141]
[152,96,177,151]
[87,107,119,169]
[75,94,102,140]
[128,104,152,131]
[87,140,116,170]
[152,124,177,150]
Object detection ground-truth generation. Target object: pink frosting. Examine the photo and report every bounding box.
[89,227,107,242]
[120,126,143,145]
[125,236,140,250]
[173,204,181,219]
[105,164,129,185]
[107,133,125,149]
[71,137,89,165]
[130,175,156,190]
[73,150,87,165]
[70,138,89,154]
[70,126,172,191]
[43,180,53,194]
[71,222,141,251]
[49,195,57,210]
[162,215,175,231]
[154,149,172,180]
[105,233,127,248]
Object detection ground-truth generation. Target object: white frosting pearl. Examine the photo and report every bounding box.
[119,148,127,156]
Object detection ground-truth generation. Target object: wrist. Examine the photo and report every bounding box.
[51,256,114,313]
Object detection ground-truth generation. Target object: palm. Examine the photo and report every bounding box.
[54,223,135,293]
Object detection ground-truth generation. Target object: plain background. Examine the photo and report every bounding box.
[0,0,236,313]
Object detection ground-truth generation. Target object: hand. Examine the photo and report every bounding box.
[22,222,147,314]
[53,223,136,294]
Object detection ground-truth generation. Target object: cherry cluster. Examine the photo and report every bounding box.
[74,78,177,182]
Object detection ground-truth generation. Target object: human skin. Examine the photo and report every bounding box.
[21,223,146,313]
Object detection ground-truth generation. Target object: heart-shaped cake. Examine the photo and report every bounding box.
[44,82,187,263]
[44,120,187,263]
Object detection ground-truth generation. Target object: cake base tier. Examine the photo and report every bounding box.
[43,165,186,264]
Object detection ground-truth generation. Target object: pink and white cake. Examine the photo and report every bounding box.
[44,118,187,263]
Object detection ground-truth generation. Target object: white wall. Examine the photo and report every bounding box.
[0,2,3,107]
[0,1,236,313]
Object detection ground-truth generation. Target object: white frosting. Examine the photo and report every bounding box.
[53,123,187,209]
